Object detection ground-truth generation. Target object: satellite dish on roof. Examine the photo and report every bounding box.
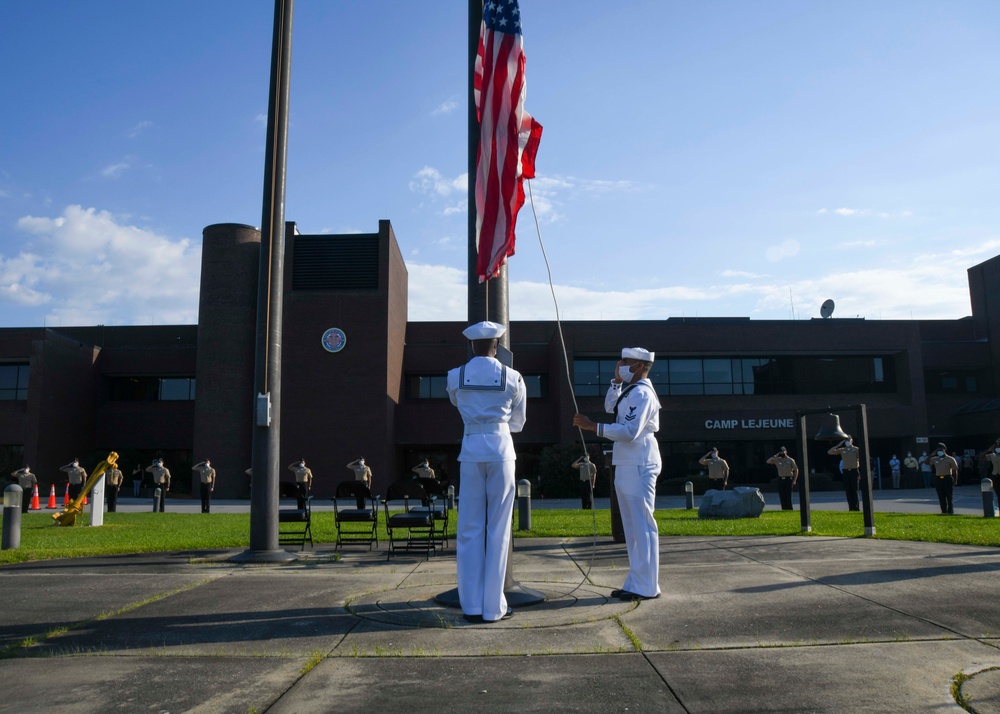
[820,299,835,319]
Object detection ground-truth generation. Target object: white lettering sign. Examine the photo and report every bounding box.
[704,417,794,430]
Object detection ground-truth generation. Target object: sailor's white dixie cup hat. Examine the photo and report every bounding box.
[621,347,655,362]
[463,320,506,340]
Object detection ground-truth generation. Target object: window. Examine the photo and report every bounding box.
[523,374,547,399]
[0,364,29,400]
[160,378,196,401]
[406,375,448,399]
[109,377,196,401]
[925,369,983,395]
[572,356,896,397]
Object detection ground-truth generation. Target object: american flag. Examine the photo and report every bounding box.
[474,0,543,283]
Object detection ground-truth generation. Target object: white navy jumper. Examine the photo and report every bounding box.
[600,378,662,598]
[447,355,527,621]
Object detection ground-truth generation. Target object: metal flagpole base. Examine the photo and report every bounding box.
[864,527,876,537]
[228,549,298,564]
[434,582,546,608]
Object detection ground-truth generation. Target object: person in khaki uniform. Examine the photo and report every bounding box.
[288,459,313,508]
[699,448,730,491]
[828,437,862,511]
[903,452,919,489]
[411,459,435,481]
[572,454,598,509]
[60,459,87,502]
[928,443,959,514]
[347,458,372,491]
[979,439,1000,477]
[145,459,171,512]
[766,447,798,511]
[105,465,123,512]
[193,460,216,513]
[12,466,37,513]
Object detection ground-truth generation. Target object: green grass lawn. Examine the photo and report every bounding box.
[1,508,998,565]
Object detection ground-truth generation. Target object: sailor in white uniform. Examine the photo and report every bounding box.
[574,347,662,601]
[447,321,527,623]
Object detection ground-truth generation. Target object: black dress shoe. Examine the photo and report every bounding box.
[610,589,625,598]
[485,607,514,622]
[462,614,484,623]
[616,591,660,601]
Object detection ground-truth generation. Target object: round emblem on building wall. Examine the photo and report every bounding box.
[321,328,347,353]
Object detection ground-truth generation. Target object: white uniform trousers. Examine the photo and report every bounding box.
[457,460,516,621]
[615,463,661,598]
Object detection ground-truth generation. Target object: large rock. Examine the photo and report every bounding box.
[698,486,766,519]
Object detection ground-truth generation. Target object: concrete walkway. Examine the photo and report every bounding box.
[2,534,1000,712]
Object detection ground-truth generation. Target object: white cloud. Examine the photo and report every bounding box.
[409,167,467,198]
[254,113,267,127]
[819,207,912,219]
[126,120,153,139]
[432,99,458,116]
[765,239,800,262]
[101,161,131,179]
[837,239,879,248]
[406,236,997,322]
[7,205,201,325]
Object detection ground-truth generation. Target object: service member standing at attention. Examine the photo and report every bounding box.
[145,459,171,512]
[193,460,216,513]
[699,448,730,490]
[574,347,662,602]
[104,463,123,512]
[571,454,598,509]
[929,443,959,514]
[11,465,37,513]
[60,459,87,503]
[766,447,798,511]
[903,452,919,488]
[346,458,372,491]
[447,321,526,623]
[828,437,862,511]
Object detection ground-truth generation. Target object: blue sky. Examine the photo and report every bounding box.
[1,1,998,327]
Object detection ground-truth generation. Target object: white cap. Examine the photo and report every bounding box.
[463,320,506,341]
[622,347,654,362]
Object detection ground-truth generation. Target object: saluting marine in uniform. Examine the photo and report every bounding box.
[105,465,123,512]
[60,459,87,502]
[447,321,527,623]
[145,459,171,512]
[929,442,959,514]
[193,460,216,513]
[12,466,37,513]
[979,439,1000,478]
[288,459,312,509]
[766,447,799,511]
[574,346,662,601]
[411,459,435,481]
[346,458,372,491]
[828,437,861,511]
[699,448,729,490]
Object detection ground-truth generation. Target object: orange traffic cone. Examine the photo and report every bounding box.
[63,483,70,505]
[30,484,40,510]
[83,492,88,505]
[47,484,57,509]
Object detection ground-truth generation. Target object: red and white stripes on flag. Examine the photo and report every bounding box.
[474,0,542,283]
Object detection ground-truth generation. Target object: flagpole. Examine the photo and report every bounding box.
[232,0,296,564]
[439,0,542,609]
